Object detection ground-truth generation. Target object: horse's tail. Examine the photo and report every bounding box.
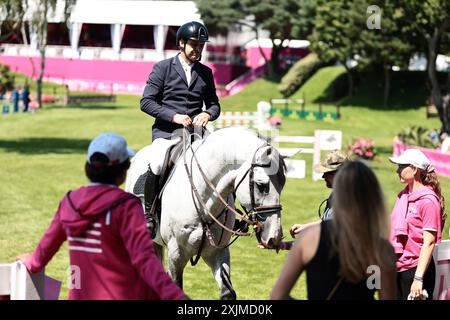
[153,242,164,264]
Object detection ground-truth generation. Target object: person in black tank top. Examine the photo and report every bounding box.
[305,220,375,300]
[271,161,397,300]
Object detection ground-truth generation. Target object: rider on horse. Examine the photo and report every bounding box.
[140,21,221,235]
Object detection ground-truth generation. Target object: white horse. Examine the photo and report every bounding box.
[125,127,286,299]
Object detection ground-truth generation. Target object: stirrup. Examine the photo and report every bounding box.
[147,216,157,239]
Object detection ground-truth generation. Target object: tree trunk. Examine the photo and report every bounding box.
[253,28,269,71]
[427,28,448,133]
[268,42,283,80]
[383,62,390,108]
[37,48,45,109]
[443,94,450,134]
[343,63,354,98]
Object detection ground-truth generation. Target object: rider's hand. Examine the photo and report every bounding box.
[172,114,192,127]
[192,112,211,127]
[290,224,305,238]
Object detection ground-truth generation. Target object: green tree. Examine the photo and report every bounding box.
[28,0,75,109]
[0,0,74,108]
[292,0,321,39]
[397,0,450,133]
[0,0,27,42]
[308,0,365,98]
[358,1,414,107]
[0,63,14,94]
[196,0,301,79]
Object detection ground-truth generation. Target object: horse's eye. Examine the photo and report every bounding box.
[256,183,269,194]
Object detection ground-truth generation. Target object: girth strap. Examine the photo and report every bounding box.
[190,224,207,266]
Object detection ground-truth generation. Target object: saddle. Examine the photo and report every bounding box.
[150,129,211,236]
[158,139,184,194]
[148,140,184,237]
[132,140,184,198]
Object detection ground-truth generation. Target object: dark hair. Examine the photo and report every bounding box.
[331,160,392,283]
[85,152,130,185]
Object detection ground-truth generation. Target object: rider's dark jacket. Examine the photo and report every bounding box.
[140,54,221,141]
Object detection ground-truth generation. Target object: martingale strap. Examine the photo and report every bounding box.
[182,129,255,237]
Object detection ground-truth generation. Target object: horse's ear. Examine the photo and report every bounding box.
[254,146,272,167]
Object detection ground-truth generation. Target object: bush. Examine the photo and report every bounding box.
[0,63,14,95]
[397,126,439,149]
[278,53,325,97]
[347,138,377,160]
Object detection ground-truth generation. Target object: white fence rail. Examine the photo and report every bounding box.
[0,261,60,300]
[210,102,271,132]
[273,130,342,180]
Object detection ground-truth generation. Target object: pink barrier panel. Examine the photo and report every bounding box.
[0,55,247,89]
[393,139,450,178]
[0,56,154,83]
[225,65,267,96]
[208,63,249,85]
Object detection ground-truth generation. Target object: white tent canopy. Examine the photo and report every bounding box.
[19,0,202,56]
[13,0,200,26]
[69,0,201,26]
[3,0,203,57]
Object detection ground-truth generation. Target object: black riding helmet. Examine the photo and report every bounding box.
[176,21,209,47]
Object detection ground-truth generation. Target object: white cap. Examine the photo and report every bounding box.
[87,132,135,166]
[389,149,433,172]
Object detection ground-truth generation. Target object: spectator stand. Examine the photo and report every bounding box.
[270,98,341,122]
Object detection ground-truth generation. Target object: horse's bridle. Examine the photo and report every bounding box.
[233,145,283,237]
[181,129,283,265]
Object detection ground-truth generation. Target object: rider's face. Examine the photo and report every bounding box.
[181,39,205,62]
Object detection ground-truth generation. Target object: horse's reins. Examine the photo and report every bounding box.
[182,128,256,237]
[182,128,283,264]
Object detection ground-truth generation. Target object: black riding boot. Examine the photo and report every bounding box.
[144,167,160,238]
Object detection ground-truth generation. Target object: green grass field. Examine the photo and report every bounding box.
[0,68,449,300]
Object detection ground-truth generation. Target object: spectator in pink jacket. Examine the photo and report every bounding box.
[389,148,446,300]
[17,132,187,300]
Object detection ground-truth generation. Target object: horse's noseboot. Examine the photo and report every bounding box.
[144,166,160,238]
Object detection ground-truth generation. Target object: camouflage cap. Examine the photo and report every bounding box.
[314,150,348,174]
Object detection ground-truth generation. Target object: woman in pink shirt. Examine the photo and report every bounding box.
[17,132,187,300]
[390,149,446,300]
